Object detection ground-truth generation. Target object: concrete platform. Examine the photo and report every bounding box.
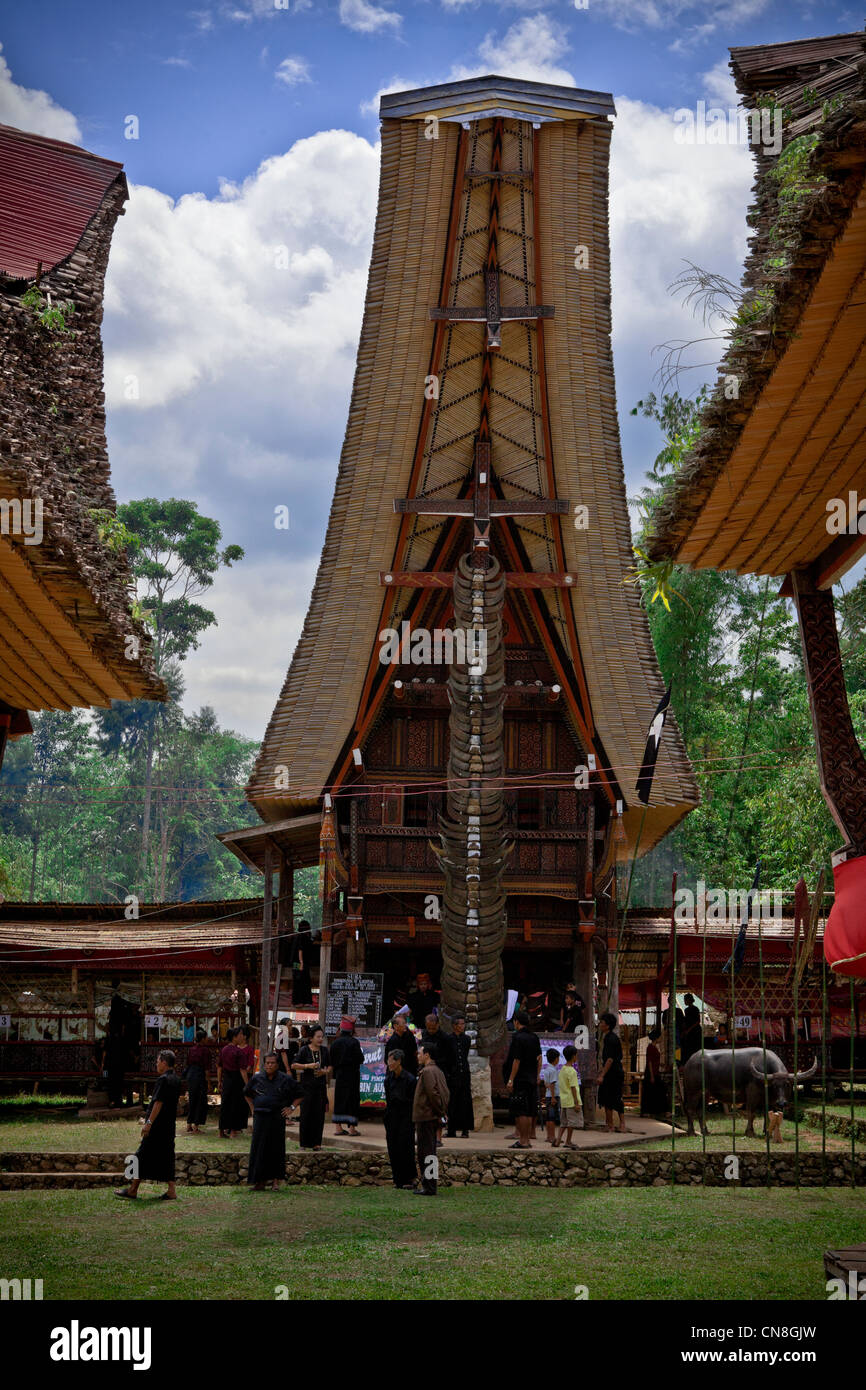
[322,1118,674,1154]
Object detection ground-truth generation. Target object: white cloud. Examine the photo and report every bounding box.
[609,93,753,474]
[441,0,548,7]
[453,14,575,85]
[592,0,773,41]
[163,57,193,68]
[104,129,378,411]
[701,56,739,109]
[229,0,312,17]
[359,74,412,117]
[178,556,319,738]
[276,55,313,85]
[0,42,81,142]
[101,129,381,737]
[339,0,402,34]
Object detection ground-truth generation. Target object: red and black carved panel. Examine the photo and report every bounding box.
[793,572,866,854]
[519,722,542,768]
[407,718,429,768]
[366,724,391,769]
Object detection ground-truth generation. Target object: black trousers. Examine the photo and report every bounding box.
[384,1108,416,1188]
[415,1120,440,1195]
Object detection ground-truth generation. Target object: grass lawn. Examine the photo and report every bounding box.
[0,1115,255,1154]
[634,1116,854,1154]
[0,1185,863,1300]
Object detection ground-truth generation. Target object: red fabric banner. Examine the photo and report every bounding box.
[825,853,866,979]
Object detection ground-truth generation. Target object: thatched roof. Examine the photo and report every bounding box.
[0,124,164,712]
[645,32,866,580]
[246,79,697,855]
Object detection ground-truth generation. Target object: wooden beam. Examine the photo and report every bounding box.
[379,570,578,589]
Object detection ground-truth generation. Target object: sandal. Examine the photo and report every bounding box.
[157,1192,177,1200]
[113,1189,137,1199]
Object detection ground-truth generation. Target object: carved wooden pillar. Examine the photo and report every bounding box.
[791,569,866,856]
[259,842,275,1048]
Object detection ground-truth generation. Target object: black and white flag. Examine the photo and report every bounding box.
[635,686,672,806]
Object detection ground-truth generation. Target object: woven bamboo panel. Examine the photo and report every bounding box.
[539,118,697,843]
[248,110,697,844]
[679,182,866,575]
[248,121,457,814]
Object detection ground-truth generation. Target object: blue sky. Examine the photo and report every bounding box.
[1,0,860,737]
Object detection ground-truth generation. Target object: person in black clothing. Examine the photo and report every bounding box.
[680,993,702,1062]
[244,1053,302,1190]
[421,1014,456,1084]
[289,922,313,1006]
[330,1017,363,1136]
[293,1024,331,1150]
[384,1014,418,1073]
[184,1029,211,1133]
[421,1014,456,1139]
[115,1051,181,1200]
[560,989,585,1033]
[275,1019,299,1073]
[445,1014,474,1137]
[408,973,438,1028]
[384,1049,417,1189]
[505,1011,542,1148]
[106,984,129,1108]
[598,1011,626,1133]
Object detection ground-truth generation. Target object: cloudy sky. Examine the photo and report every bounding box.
[0,0,855,738]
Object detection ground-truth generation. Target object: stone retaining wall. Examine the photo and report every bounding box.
[3,1149,864,1187]
[805,1109,866,1143]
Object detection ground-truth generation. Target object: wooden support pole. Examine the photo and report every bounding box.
[259,843,275,1053]
[573,935,596,1126]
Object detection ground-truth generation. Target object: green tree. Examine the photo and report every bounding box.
[94,499,244,890]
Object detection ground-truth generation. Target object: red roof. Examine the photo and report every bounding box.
[0,123,126,281]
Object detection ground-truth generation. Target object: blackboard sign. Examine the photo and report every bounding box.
[324,973,384,1032]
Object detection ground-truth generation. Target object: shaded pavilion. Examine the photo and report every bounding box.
[0,123,163,770]
[646,32,866,979]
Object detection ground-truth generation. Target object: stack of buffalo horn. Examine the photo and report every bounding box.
[435,552,511,1055]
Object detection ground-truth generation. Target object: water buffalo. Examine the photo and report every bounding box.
[682,1047,818,1137]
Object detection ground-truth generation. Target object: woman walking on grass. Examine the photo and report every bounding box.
[114,1051,181,1201]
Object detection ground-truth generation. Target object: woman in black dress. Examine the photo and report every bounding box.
[184,1029,210,1133]
[115,1050,182,1200]
[597,1012,626,1133]
[293,1024,330,1150]
[244,1052,302,1190]
[218,1028,249,1137]
[329,1017,363,1136]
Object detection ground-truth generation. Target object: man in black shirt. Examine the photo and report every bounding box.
[505,1011,542,1148]
[421,1013,457,1140]
[384,1049,417,1189]
[408,973,439,1028]
[384,1013,418,1072]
